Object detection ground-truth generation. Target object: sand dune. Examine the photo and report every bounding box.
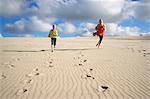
[0,37,150,99]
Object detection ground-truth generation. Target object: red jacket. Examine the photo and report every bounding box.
[96,24,105,36]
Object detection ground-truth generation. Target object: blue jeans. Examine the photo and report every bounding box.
[51,38,56,46]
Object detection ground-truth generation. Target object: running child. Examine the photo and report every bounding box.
[48,24,58,52]
[93,19,106,48]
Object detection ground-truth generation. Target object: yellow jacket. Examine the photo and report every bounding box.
[48,29,58,38]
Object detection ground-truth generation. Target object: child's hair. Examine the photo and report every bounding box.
[99,19,104,25]
[52,24,56,29]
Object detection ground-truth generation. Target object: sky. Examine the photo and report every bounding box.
[0,0,150,37]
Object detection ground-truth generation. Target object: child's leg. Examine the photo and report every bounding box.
[96,36,103,47]
[96,36,100,46]
[99,36,103,43]
[54,38,56,48]
[51,38,54,52]
[98,36,103,48]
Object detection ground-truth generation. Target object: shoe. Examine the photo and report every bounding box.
[96,42,100,46]
[98,44,101,48]
[93,32,96,36]
[51,49,54,52]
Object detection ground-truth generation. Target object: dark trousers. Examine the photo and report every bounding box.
[98,35,103,44]
[51,38,57,46]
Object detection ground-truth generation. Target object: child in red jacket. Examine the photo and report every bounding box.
[93,19,105,48]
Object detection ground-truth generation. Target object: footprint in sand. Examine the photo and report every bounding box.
[143,53,150,57]
[19,70,36,95]
[74,52,88,66]
[127,47,135,53]
[14,58,20,61]
[45,60,54,68]
[97,85,109,92]
[48,58,54,67]
[138,49,150,57]
[137,49,149,57]
[89,68,93,71]
[17,73,35,96]
[74,52,95,79]
[79,59,88,66]
[0,73,6,79]
[26,68,41,77]
[79,63,83,66]
[22,68,43,88]
[13,57,20,61]
[23,79,33,84]
[2,62,15,68]
[33,68,39,72]
[35,72,40,76]
[49,61,52,64]
[81,74,95,79]
[86,74,95,79]
[26,72,41,77]
[142,49,146,52]
[49,65,54,67]
[8,64,14,68]
[47,60,54,67]
[81,68,95,79]
[16,88,28,95]
[83,59,87,62]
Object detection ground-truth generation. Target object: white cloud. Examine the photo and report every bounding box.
[106,23,141,36]
[84,23,96,31]
[76,22,138,37]
[78,22,149,36]
[49,0,126,22]
[57,22,95,36]
[1,0,150,37]
[80,31,93,37]
[0,0,38,16]
[27,16,51,32]
[5,16,51,33]
[58,22,76,34]
[5,19,25,33]
[0,0,24,16]
[0,0,128,22]
[1,0,150,22]
[77,22,96,36]
[133,0,150,21]
[34,0,150,23]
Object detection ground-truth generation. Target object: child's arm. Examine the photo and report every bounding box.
[95,24,99,31]
[95,25,98,30]
[48,30,51,37]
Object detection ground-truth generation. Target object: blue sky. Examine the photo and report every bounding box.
[0,0,150,37]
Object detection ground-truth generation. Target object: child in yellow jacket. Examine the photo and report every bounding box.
[48,24,58,52]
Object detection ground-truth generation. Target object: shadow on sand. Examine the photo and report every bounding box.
[2,48,97,53]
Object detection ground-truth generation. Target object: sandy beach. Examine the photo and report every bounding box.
[0,37,150,99]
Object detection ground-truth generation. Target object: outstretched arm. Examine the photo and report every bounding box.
[48,30,51,37]
[95,25,98,31]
